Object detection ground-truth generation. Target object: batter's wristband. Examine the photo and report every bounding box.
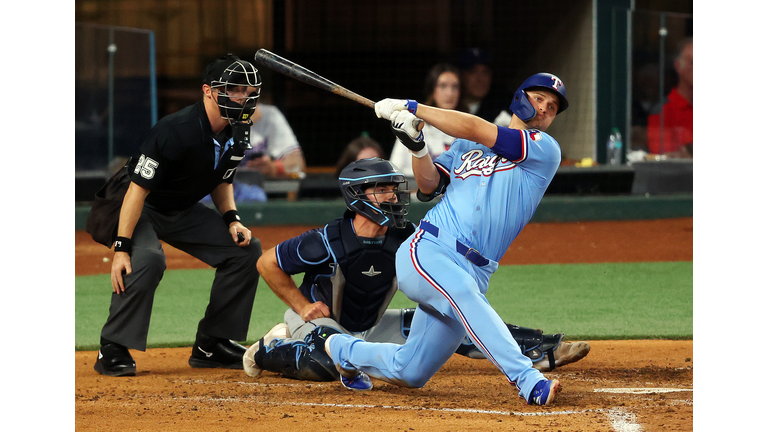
[405,99,418,114]
[223,210,241,226]
[411,146,429,158]
[114,236,132,254]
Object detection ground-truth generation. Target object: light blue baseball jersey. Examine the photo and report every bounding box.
[425,126,561,262]
[325,125,563,399]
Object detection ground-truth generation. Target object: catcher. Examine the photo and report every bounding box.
[242,156,589,389]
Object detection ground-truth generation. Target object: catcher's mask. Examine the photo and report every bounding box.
[204,54,262,149]
[339,158,410,229]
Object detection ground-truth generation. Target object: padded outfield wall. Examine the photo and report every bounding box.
[74,194,692,229]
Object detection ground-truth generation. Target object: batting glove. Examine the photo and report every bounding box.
[391,111,427,157]
[375,98,418,120]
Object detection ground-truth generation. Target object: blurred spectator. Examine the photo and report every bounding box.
[244,104,307,178]
[334,134,385,177]
[457,48,512,126]
[646,37,693,158]
[389,63,464,178]
[202,103,304,203]
[630,61,665,153]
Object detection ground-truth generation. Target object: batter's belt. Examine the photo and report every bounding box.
[418,220,490,267]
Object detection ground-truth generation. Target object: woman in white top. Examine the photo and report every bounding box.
[389,64,467,177]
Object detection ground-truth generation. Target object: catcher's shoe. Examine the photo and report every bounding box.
[528,379,561,406]
[189,334,247,369]
[94,342,136,377]
[324,334,373,391]
[533,341,591,372]
[243,323,290,377]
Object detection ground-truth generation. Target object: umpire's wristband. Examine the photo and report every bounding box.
[223,210,241,226]
[114,236,132,254]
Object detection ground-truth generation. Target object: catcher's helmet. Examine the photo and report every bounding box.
[339,158,410,229]
[508,73,568,121]
[203,54,261,122]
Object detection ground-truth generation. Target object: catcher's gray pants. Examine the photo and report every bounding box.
[100,202,262,351]
[284,308,407,343]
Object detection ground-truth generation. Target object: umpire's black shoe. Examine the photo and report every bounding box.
[94,343,136,377]
[189,335,247,369]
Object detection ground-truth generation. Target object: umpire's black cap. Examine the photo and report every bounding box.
[203,54,241,85]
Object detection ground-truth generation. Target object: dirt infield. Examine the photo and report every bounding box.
[75,218,693,275]
[75,217,693,431]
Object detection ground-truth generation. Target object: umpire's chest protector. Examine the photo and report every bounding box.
[325,219,414,332]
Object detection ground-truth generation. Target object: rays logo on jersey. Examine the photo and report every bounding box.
[453,149,516,180]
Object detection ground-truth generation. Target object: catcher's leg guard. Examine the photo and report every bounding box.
[507,325,563,371]
[401,308,415,339]
[254,326,341,381]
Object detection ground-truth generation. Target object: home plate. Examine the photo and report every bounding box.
[595,387,693,394]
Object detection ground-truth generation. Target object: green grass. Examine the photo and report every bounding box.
[75,261,692,351]
[486,262,693,340]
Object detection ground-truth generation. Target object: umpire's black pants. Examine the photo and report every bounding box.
[100,202,262,351]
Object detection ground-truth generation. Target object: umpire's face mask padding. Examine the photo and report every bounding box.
[211,60,262,122]
[214,86,260,122]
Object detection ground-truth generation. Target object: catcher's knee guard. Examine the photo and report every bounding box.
[298,325,341,381]
[297,345,340,381]
[255,325,341,382]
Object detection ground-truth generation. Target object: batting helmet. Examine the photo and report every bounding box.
[339,158,410,229]
[508,73,568,121]
[203,54,262,122]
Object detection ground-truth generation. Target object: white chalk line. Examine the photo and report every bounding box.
[181,380,690,429]
[182,396,600,417]
[594,387,693,394]
[183,379,333,388]
[608,407,643,432]
[194,379,694,396]
[275,401,601,417]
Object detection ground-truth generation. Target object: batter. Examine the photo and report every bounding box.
[324,73,569,406]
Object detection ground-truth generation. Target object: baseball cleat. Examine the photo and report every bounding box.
[533,341,591,372]
[324,333,373,391]
[243,323,290,377]
[189,335,248,369]
[94,343,136,377]
[528,379,561,406]
[341,371,373,391]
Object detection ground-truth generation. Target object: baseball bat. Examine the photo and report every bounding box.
[253,49,423,129]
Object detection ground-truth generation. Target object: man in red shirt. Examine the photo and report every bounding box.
[647,37,693,158]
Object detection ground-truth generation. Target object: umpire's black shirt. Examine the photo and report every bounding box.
[129,100,246,213]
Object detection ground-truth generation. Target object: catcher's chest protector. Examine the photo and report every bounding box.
[325,220,413,332]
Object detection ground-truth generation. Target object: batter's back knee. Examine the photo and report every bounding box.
[396,370,430,388]
[385,348,433,388]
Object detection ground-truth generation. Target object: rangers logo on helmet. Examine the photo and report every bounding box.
[509,73,568,121]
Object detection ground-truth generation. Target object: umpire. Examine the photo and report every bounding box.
[92,54,263,376]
